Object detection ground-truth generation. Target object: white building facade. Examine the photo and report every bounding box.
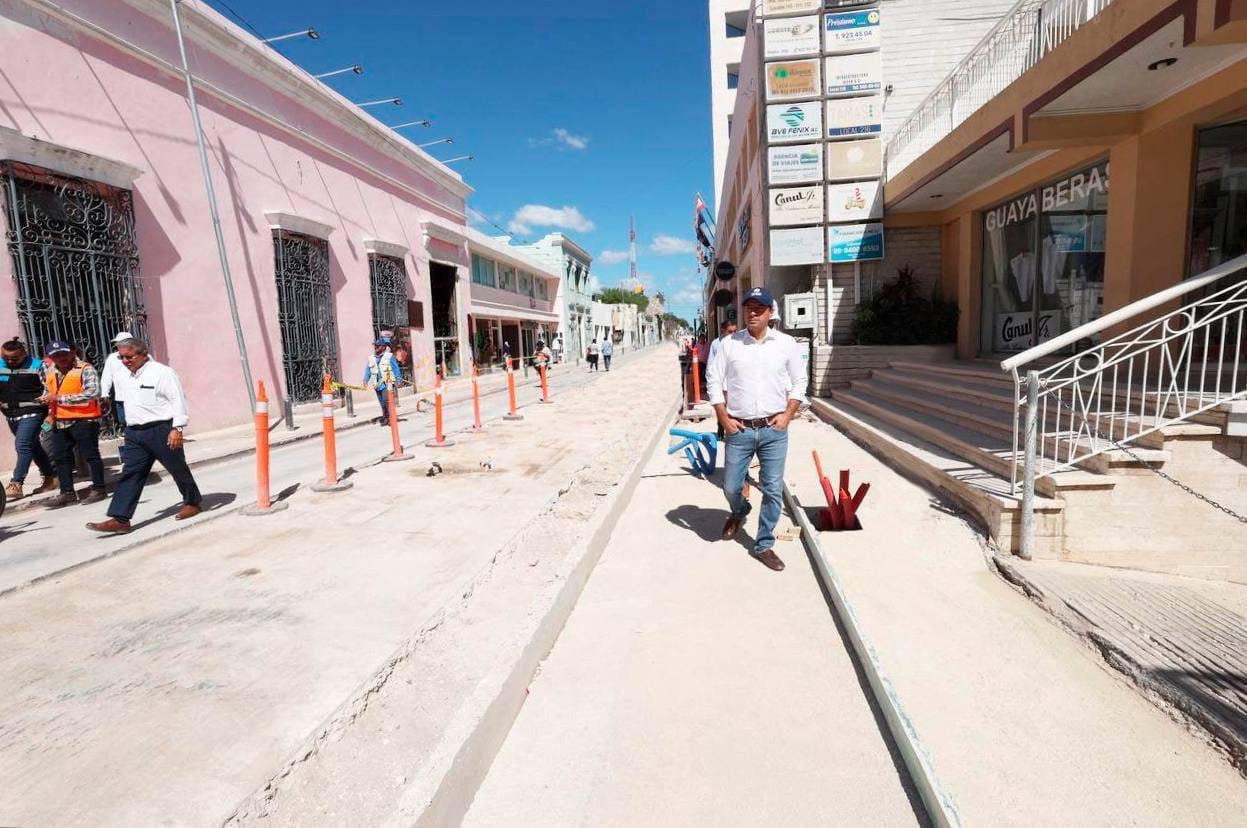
[709,0,752,205]
[520,233,594,364]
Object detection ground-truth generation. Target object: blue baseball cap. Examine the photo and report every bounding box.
[743,286,775,308]
[44,340,73,355]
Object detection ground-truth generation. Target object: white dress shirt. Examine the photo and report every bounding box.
[111,358,189,427]
[99,352,124,400]
[706,328,807,419]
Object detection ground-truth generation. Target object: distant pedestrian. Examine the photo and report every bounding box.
[708,319,738,441]
[586,339,599,371]
[40,340,107,507]
[87,338,201,534]
[553,335,564,364]
[98,331,136,428]
[364,338,403,425]
[600,336,614,371]
[502,340,513,368]
[706,287,806,573]
[0,337,56,501]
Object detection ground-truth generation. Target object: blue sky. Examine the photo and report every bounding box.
[206,0,714,322]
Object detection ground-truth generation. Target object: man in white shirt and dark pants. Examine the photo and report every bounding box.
[706,287,806,572]
[87,338,202,534]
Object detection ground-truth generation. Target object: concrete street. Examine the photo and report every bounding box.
[0,345,673,826]
[0,348,645,595]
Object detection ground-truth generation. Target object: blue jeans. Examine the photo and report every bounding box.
[722,424,790,553]
[109,422,201,521]
[375,388,390,417]
[6,414,53,483]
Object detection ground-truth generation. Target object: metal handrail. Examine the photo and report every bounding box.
[886,0,1116,180]
[1006,257,1247,557]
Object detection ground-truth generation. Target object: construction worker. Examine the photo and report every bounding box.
[0,337,56,501]
[364,338,403,425]
[40,340,107,507]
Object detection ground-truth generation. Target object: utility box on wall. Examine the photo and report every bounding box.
[784,292,817,331]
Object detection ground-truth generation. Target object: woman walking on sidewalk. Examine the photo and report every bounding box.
[586,339,599,371]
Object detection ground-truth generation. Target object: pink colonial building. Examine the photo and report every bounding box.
[0,0,482,468]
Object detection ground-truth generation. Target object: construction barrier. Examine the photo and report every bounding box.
[690,353,703,404]
[382,380,413,462]
[504,357,524,421]
[424,369,455,448]
[242,379,289,515]
[539,362,552,404]
[471,363,484,433]
[311,375,352,492]
[812,451,868,531]
[668,428,717,477]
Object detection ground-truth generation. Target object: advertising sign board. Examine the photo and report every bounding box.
[766,102,823,144]
[769,185,825,226]
[825,52,882,96]
[824,8,882,53]
[826,138,883,180]
[827,180,883,223]
[768,144,824,185]
[762,0,821,15]
[826,96,882,138]
[829,222,885,262]
[765,59,821,101]
[771,226,825,266]
[764,15,820,59]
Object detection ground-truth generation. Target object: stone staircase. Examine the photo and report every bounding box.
[811,359,1247,580]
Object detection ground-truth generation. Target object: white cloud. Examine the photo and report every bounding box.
[529,128,590,151]
[597,249,629,265]
[507,204,595,236]
[466,206,492,227]
[553,128,588,150]
[650,234,696,256]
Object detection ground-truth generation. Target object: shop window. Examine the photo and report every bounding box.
[471,252,496,287]
[980,160,1109,354]
[519,271,533,297]
[1189,121,1247,277]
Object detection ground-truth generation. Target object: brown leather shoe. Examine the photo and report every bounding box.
[721,515,743,540]
[79,488,108,505]
[45,492,79,509]
[753,549,786,572]
[175,503,202,521]
[86,518,131,534]
[33,475,58,495]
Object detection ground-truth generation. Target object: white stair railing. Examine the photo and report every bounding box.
[1001,254,1247,556]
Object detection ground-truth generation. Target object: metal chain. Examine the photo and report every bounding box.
[1048,392,1247,524]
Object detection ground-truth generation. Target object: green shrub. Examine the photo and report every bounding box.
[853,265,959,345]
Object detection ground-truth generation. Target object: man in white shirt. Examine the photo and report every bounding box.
[86,337,201,534]
[98,330,134,427]
[706,287,807,572]
[707,319,737,440]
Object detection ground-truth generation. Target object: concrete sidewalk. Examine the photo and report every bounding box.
[782,413,1247,825]
[464,420,923,827]
[0,346,676,827]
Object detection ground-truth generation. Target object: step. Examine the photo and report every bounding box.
[878,367,1017,414]
[810,397,1065,557]
[831,388,1114,499]
[889,360,1016,390]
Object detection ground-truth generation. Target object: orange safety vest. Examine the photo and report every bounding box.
[45,364,102,421]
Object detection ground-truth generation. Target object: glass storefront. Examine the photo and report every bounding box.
[1189,120,1247,277]
[980,160,1109,354]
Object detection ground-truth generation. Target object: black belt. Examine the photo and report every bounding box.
[736,416,778,429]
[127,419,173,431]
